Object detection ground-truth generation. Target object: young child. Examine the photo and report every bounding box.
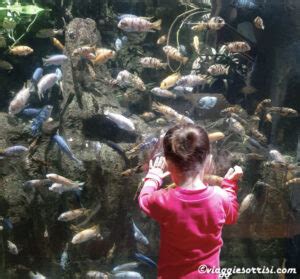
[138,124,243,279]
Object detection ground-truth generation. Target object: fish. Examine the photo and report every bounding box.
[135,253,157,268]
[191,17,225,31]
[207,64,229,76]
[115,70,146,91]
[0,145,28,157]
[163,45,188,64]
[178,45,188,56]
[173,86,194,94]
[86,271,108,279]
[112,271,144,279]
[42,54,68,66]
[58,208,90,222]
[126,137,158,156]
[239,193,255,215]
[232,0,258,9]
[132,220,149,245]
[46,173,83,187]
[226,117,246,138]
[208,132,225,142]
[60,244,69,270]
[160,72,181,89]
[207,16,226,30]
[176,74,207,87]
[0,35,6,48]
[198,96,217,109]
[104,111,135,132]
[9,46,33,56]
[8,85,30,115]
[220,106,246,117]
[269,150,285,163]
[151,87,176,99]
[152,102,194,124]
[0,59,13,71]
[117,14,154,20]
[140,112,156,121]
[29,271,46,279]
[226,41,251,53]
[23,179,52,188]
[115,36,128,51]
[71,225,102,244]
[1,217,13,231]
[72,45,96,56]
[36,28,64,38]
[191,22,208,32]
[203,175,223,186]
[37,73,58,99]
[31,67,44,84]
[286,178,300,186]
[112,262,140,273]
[118,17,162,32]
[49,182,84,194]
[254,16,265,30]
[267,107,298,117]
[254,99,272,116]
[157,34,167,45]
[52,134,83,165]
[93,48,116,65]
[140,57,167,69]
[250,128,267,144]
[7,240,18,255]
[31,105,53,136]
[192,36,200,54]
[51,37,64,50]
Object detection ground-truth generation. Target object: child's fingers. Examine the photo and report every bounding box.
[149,159,153,168]
[162,171,170,178]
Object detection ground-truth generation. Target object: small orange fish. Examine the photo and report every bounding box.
[51,37,64,50]
[9,45,33,56]
[93,48,116,65]
[157,35,167,45]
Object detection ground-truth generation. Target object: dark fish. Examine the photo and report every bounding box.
[2,217,13,231]
[132,220,149,245]
[52,134,82,165]
[31,105,53,136]
[135,253,157,268]
[21,108,42,118]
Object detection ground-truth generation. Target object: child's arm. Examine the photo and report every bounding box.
[222,166,243,225]
[138,156,169,222]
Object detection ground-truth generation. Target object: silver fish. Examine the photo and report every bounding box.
[269,150,285,163]
[48,182,83,194]
[112,262,140,273]
[176,74,207,87]
[7,240,18,255]
[37,73,58,99]
[86,271,108,279]
[198,96,217,109]
[104,111,135,132]
[112,271,144,279]
[132,220,149,245]
[42,54,68,66]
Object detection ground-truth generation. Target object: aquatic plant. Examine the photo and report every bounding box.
[0,0,50,47]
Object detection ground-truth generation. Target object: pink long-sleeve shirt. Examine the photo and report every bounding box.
[138,178,239,279]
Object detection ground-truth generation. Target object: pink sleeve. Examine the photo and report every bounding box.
[138,179,165,222]
[221,178,239,225]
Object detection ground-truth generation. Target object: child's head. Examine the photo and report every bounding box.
[163,124,211,184]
